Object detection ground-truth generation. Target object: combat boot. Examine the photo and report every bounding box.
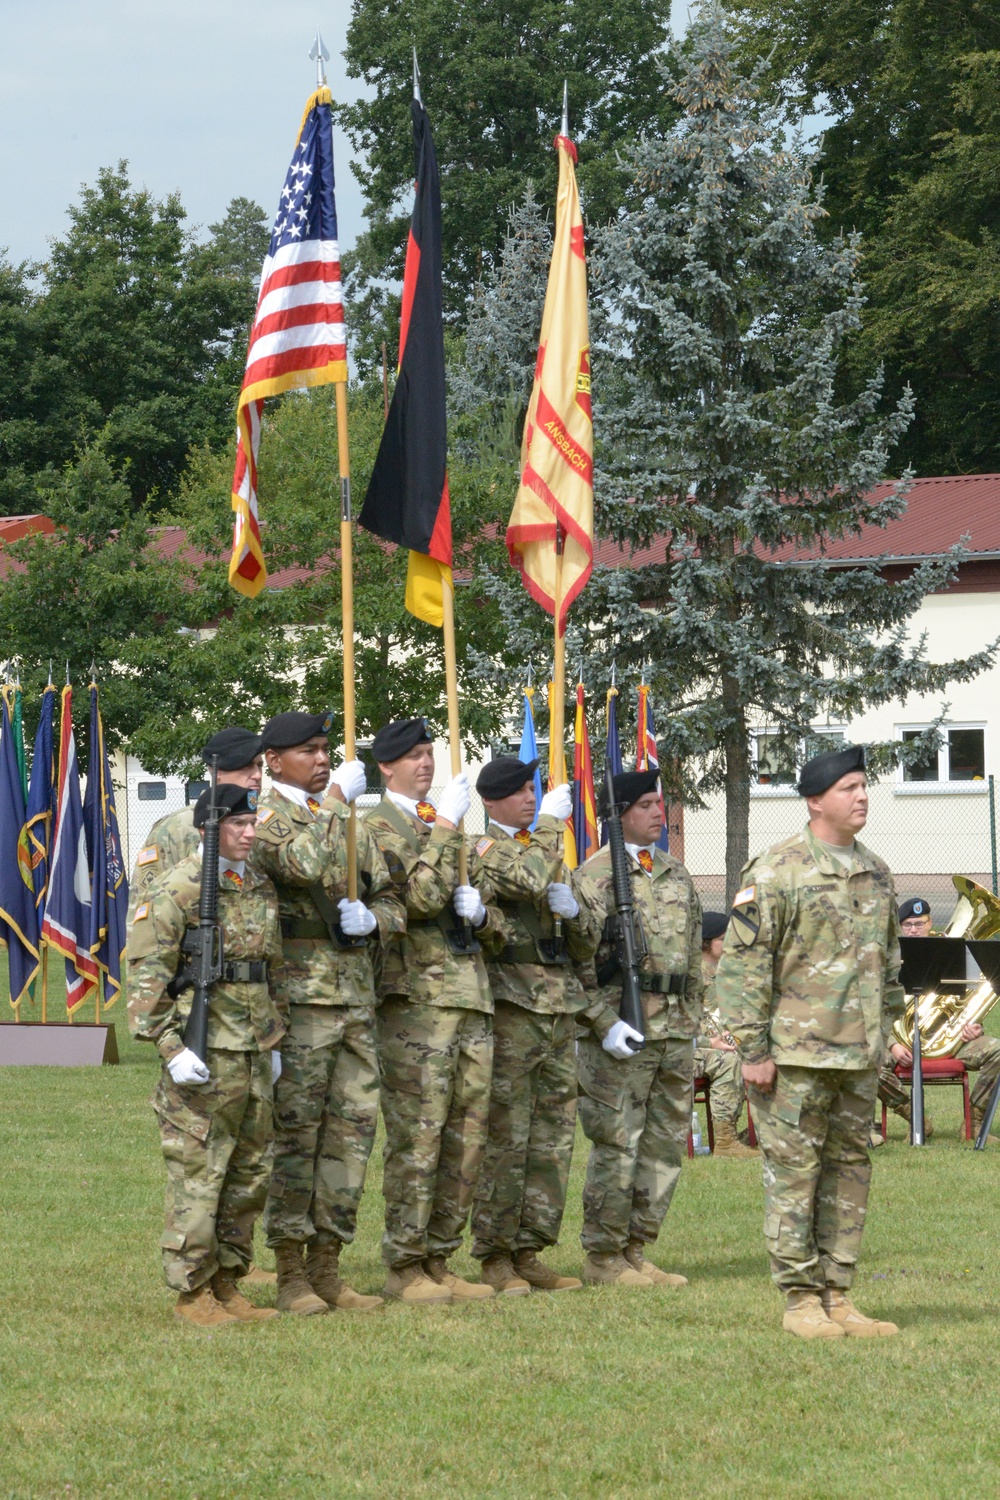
[173,1285,240,1329]
[211,1271,279,1322]
[624,1242,688,1287]
[782,1291,845,1339]
[274,1242,328,1316]
[424,1255,496,1300]
[822,1289,898,1337]
[968,1107,1000,1145]
[582,1252,654,1288]
[712,1120,758,1159]
[305,1241,384,1312]
[480,1254,531,1296]
[869,1127,884,1148]
[513,1250,582,1292]
[894,1102,934,1139]
[383,1263,453,1304]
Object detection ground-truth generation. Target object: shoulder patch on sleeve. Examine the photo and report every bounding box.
[476,837,496,857]
[734,884,756,906]
[731,901,761,947]
[136,846,158,866]
[257,808,275,825]
[133,903,149,922]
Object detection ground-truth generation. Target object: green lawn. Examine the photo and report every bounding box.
[3,1014,1000,1499]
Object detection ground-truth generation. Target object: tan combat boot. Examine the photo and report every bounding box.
[712,1120,759,1159]
[624,1242,688,1287]
[480,1254,531,1296]
[173,1284,240,1329]
[822,1289,898,1337]
[894,1102,934,1139]
[211,1271,279,1322]
[244,1264,277,1286]
[424,1255,496,1300]
[305,1242,384,1312]
[383,1263,453,1304]
[512,1250,582,1292]
[274,1242,328,1316]
[582,1252,654,1288]
[782,1291,845,1339]
[968,1107,1000,1146]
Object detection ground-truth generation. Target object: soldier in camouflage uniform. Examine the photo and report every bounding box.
[470,757,603,1295]
[575,769,703,1289]
[715,744,902,1339]
[127,784,284,1329]
[249,710,405,1317]
[366,717,504,1305]
[692,911,756,1158]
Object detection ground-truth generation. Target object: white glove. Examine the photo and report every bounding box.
[167,1047,210,1085]
[539,783,573,821]
[546,882,579,919]
[331,759,366,804]
[338,897,378,937]
[437,772,471,826]
[602,1020,644,1060]
[453,884,487,928]
[271,1051,282,1083]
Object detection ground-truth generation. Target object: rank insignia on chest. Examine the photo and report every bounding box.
[133,903,149,922]
[136,846,158,866]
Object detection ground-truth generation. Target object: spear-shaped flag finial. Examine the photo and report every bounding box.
[412,46,422,104]
[561,79,569,138]
[309,28,330,89]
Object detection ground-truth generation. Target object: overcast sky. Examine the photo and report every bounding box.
[1,0,692,270]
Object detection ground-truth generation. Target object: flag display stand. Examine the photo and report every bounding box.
[0,1021,118,1066]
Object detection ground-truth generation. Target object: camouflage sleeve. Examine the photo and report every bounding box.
[467,844,507,956]
[265,896,288,1034]
[250,794,349,886]
[883,883,905,1023]
[714,872,786,1065]
[125,886,191,1062]
[370,820,462,919]
[480,817,564,900]
[685,880,705,1024]
[571,869,620,1039]
[565,868,604,962]
[358,822,408,941]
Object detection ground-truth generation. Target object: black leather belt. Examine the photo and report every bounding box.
[640,973,686,996]
[222,960,269,982]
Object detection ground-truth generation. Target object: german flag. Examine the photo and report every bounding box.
[360,97,452,626]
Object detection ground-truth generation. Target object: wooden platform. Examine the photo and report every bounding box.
[0,1023,119,1066]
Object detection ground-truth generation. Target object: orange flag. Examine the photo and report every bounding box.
[506,128,593,634]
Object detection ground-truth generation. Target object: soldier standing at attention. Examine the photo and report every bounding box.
[692,911,757,1158]
[715,744,902,1340]
[470,757,603,1295]
[575,769,703,1289]
[127,785,284,1328]
[250,710,405,1317]
[366,717,504,1305]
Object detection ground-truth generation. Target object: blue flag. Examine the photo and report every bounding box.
[600,686,624,846]
[0,688,40,1006]
[42,685,97,1013]
[25,685,56,927]
[83,682,128,1009]
[517,689,545,831]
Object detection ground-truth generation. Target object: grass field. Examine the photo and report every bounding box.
[4,1016,1000,1500]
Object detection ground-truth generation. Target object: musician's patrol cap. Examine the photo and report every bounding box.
[372,717,433,763]
[201,726,263,770]
[476,757,539,800]
[701,910,730,944]
[898,897,931,923]
[601,768,660,817]
[193,784,259,827]
[261,710,334,750]
[797,743,866,798]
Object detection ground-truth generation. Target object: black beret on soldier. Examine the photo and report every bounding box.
[898,897,931,923]
[701,910,730,944]
[261,709,334,750]
[600,767,660,816]
[797,743,866,798]
[372,717,433,763]
[201,726,263,771]
[476,757,539,800]
[193,784,259,827]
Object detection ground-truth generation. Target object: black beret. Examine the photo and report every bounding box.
[372,717,433,763]
[899,897,931,923]
[193,784,259,827]
[477,757,539,800]
[201,726,263,771]
[600,768,660,816]
[797,743,866,798]
[701,910,730,944]
[261,710,333,750]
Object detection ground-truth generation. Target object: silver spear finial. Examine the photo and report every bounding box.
[309,28,330,89]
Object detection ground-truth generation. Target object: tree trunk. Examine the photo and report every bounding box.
[722,674,751,903]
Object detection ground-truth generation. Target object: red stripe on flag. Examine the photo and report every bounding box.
[426,476,453,567]
[251,303,346,341]
[257,259,343,298]
[534,387,594,486]
[397,230,420,367]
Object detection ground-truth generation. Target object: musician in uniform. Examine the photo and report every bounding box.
[692,911,757,1158]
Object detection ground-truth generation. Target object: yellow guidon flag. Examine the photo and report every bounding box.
[506,127,594,631]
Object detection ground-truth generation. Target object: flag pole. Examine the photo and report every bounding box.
[441,574,469,886]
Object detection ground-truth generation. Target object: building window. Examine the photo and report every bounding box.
[899,725,986,784]
[185,780,209,804]
[137,781,166,801]
[752,728,845,787]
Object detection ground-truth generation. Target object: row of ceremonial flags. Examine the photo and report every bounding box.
[0,679,127,1014]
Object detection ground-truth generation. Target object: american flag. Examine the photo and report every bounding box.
[635,683,670,852]
[229,86,348,597]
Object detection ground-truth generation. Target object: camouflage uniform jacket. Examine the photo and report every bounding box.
[714,823,904,1070]
[576,845,704,1041]
[127,853,285,1062]
[697,959,727,1046]
[128,806,199,912]
[477,816,603,1015]
[364,797,503,1012]
[248,786,405,1012]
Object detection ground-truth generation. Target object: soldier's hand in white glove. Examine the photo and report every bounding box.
[602,1020,644,1060]
[436,772,471,828]
[539,783,572,821]
[546,882,579,919]
[271,1051,282,1083]
[330,759,366,804]
[338,897,378,937]
[453,884,487,929]
[167,1048,211,1085]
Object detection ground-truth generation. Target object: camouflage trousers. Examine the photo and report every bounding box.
[378,997,493,1269]
[878,1033,1000,1114]
[693,1044,745,1125]
[751,1065,878,1295]
[154,1048,273,1293]
[471,1004,578,1260]
[577,1033,693,1255]
[264,1003,379,1248]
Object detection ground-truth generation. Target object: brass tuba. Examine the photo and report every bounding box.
[892,876,1000,1058]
